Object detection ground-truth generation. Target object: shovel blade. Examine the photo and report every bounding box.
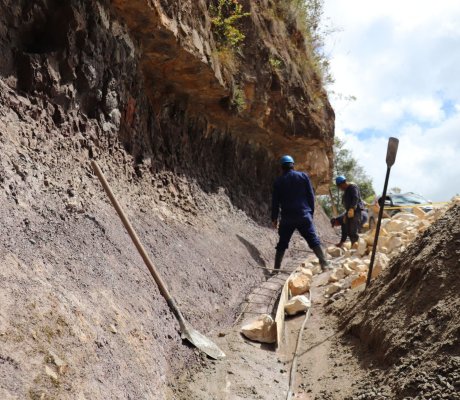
[181,323,226,360]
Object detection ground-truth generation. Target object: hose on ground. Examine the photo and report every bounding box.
[286,290,312,400]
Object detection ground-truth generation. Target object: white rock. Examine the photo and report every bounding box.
[357,238,367,256]
[45,365,58,381]
[301,261,315,270]
[377,236,389,252]
[327,246,343,258]
[348,259,360,270]
[284,295,311,316]
[387,236,404,252]
[343,265,354,276]
[295,266,313,278]
[288,272,312,295]
[385,219,409,233]
[310,264,322,275]
[365,230,376,246]
[374,252,389,270]
[325,282,342,295]
[393,213,419,222]
[412,207,426,219]
[241,314,276,343]
[354,264,368,272]
[328,268,345,282]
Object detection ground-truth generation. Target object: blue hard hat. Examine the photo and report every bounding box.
[335,175,347,185]
[280,155,294,165]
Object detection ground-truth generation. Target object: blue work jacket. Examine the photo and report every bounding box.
[271,170,315,223]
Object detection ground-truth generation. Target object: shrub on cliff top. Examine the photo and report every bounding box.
[274,0,333,86]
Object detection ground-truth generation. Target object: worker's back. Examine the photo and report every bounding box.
[272,170,315,222]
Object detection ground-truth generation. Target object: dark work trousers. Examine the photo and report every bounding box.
[346,209,362,244]
[276,214,321,251]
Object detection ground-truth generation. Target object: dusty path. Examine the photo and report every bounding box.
[283,271,367,399]
[170,232,372,400]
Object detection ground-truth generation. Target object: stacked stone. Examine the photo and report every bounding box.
[318,199,460,299]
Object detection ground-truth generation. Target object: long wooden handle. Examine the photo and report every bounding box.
[91,161,183,320]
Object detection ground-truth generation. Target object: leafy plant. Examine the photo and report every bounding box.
[269,56,283,70]
[231,85,246,112]
[273,0,334,86]
[210,0,250,49]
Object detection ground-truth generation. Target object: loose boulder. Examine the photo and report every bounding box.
[241,314,277,344]
[285,295,311,316]
[327,246,342,258]
[288,272,312,295]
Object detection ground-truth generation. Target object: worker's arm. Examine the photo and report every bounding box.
[304,173,315,214]
[271,181,280,224]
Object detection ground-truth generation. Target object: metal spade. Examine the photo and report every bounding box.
[91,161,225,359]
[366,137,399,288]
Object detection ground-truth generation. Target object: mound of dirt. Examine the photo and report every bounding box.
[339,203,460,399]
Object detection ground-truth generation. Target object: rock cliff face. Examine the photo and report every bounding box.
[0,0,333,220]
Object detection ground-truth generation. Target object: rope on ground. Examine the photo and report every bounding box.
[286,290,312,400]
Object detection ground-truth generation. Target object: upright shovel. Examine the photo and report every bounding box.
[366,137,399,289]
[91,161,225,360]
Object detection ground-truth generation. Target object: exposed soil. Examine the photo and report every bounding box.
[331,203,460,399]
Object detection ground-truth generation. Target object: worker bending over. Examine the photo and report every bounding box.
[334,175,365,248]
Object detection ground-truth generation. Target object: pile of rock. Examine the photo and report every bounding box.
[285,266,313,315]
[316,203,456,299]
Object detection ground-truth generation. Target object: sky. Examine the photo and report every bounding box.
[322,0,460,201]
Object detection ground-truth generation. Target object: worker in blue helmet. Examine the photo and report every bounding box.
[271,155,330,271]
[335,175,365,248]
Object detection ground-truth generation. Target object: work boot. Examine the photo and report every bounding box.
[312,245,331,271]
[274,249,285,270]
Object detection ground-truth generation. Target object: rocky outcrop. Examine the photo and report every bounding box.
[0,0,333,220]
[110,0,334,188]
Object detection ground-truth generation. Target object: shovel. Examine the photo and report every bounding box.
[91,161,225,360]
[366,137,399,288]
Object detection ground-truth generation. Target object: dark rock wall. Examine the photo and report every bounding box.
[0,0,284,221]
[0,0,334,221]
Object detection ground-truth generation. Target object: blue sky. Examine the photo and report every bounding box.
[323,0,460,201]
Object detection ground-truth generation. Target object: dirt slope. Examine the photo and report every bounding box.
[335,203,460,399]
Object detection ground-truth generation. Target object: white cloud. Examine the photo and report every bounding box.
[324,0,460,201]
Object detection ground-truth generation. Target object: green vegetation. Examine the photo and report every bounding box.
[231,85,246,112]
[210,0,250,49]
[269,56,283,70]
[319,137,376,217]
[272,0,334,86]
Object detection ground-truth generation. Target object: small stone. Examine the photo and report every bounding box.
[385,219,410,233]
[328,268,345,282]
[327,246,343,258]
[325,282,341,295]
[413,207,426,219]
[49,351,68,374]
[45,365,58,381]
[357,238,367,256]
[109,324,118,334]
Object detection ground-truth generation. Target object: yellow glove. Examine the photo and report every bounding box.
[347,208,355,219]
